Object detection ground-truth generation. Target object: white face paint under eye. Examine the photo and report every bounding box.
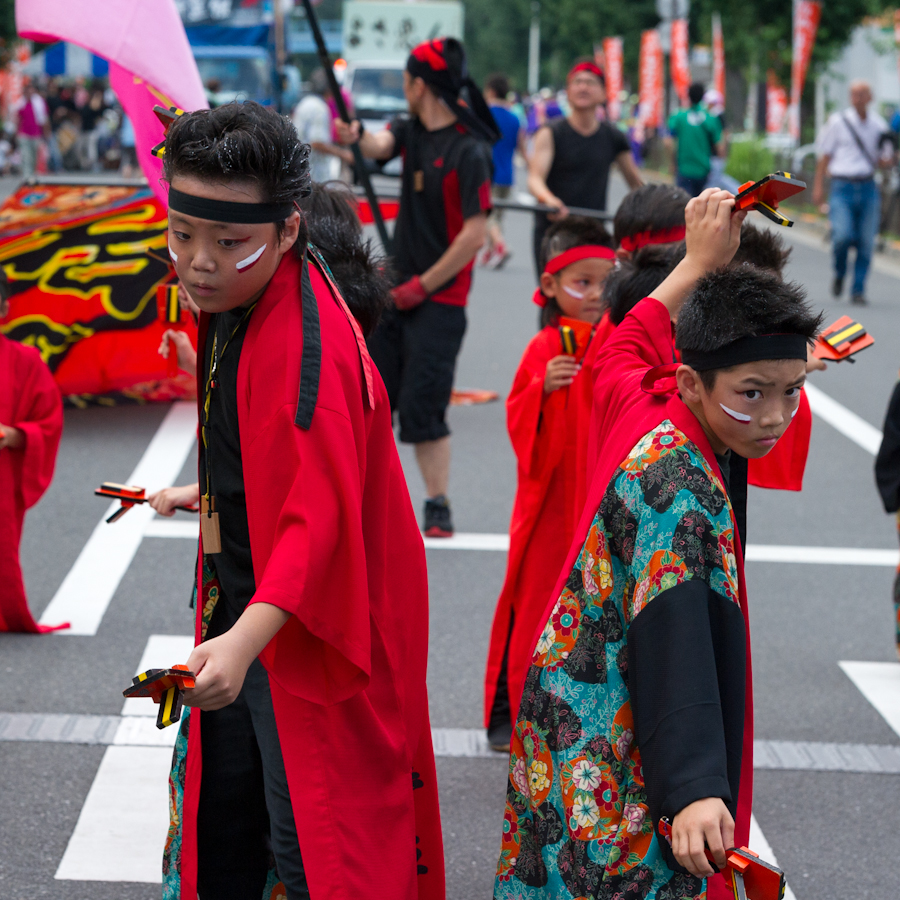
[168,244,178,263]
[791,407,798,419]
[719,403,752,423]
[563,284,585,300]
[236,243,267,273]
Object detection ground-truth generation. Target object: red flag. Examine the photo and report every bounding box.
[767,70,788,135]
[789,0,822,142]
[639,29,664,129]
[603,37,624,121]
[712,13,726,100]
[670,19,690,107]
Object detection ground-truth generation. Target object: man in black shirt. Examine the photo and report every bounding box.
[527,59,643,274]
[337,38,496,537]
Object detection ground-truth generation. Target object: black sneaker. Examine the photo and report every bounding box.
[851,292,867,305]
[487,720,513,753]
[832,276,843,298]
[423,495,454,538]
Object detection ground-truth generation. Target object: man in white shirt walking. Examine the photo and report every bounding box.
[813,80,894,304]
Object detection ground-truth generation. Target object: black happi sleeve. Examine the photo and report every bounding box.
[457,140,493,220]
[627,579,746,840]
[875,380,900,513]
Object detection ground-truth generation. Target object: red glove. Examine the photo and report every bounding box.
[391,275,428,311]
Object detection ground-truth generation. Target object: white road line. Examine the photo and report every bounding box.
[746,545,897,566]
[56,634,192,884]
[54,746,172,883]
[143,521,900,568]
[839,661,900,739]
[750,815,797,900]
[40,403,198,636]
[805,382,882,456]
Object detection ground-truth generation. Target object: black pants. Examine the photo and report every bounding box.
[197,603,309,900]
[368,299,467,444]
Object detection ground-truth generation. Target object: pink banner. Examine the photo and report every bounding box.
[670,19,690,107]
[712,13,726,101]
[603,37,624,122]
[639,29,664,129]
[16,0,208,204]
[789,0,822,142]
[767,71,788,135]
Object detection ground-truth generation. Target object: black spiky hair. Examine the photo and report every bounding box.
[604,243,685,325]
[730,221,792,277]
[676,267,823,386]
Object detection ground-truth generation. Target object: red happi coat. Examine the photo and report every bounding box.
[0,335,64,633]
[178,252,444,900]
[484,315,613,729]
[585,307,813,494]
[541,298,754,900]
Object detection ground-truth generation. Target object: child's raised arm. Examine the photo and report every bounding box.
[650,188,747,322]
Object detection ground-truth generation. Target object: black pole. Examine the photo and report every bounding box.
[299,0,393,253]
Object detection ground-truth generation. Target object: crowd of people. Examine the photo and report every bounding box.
[3,75,133,178]
[3,33,900,900]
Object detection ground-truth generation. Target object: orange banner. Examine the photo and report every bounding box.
[712,13,726,100]
[670,19,691,107]
[0,183,195,404]
[603,36,624,122]
[639,29,664,129]
[767,71,788,135]
[789,0,822,142]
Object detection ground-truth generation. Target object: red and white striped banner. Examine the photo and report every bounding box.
[767,70,788,135]
[712,12,725,100]
[639,29,664,129]
[670,19,690,107]
[602,36,624,121]
[789,0,822,142]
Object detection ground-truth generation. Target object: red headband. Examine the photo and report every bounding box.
[532,244,616,306]
[618,225,686,254]
[568,61,605,82]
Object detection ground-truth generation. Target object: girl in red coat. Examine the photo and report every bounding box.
[0,274,65,633]
[485,217,615,750]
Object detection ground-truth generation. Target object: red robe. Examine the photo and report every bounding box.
[484,317,602,728]
[0,335,65,633]
[178,252,444,899]
[535,298,754,900]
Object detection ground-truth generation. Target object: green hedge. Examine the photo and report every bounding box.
[725,139,776,187]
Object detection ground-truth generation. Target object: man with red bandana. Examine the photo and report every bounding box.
[336,38,497,537]
[527,59,643,276]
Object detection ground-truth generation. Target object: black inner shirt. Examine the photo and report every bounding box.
[200,307,256,617]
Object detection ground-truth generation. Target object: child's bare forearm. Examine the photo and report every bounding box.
[231,602,292,665]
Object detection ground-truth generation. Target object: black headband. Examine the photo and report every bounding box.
[168,186,294,224]
[680,333,809,371]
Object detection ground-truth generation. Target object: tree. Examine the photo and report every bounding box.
[0,0,15,69]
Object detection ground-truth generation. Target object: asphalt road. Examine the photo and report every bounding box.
[4,172,900,900]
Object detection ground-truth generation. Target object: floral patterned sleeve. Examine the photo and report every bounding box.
[610,421,739,626]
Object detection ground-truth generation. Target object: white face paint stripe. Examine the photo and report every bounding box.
[236,243,267,272]
[791,407,799,419]
[562,284,585,299]
[168,244,178,263]
[720,403,752,423]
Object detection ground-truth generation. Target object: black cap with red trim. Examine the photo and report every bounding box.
[406,38,500,143]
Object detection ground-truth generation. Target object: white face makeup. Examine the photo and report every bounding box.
[168,244,178,263]
[235,243,267,273]
[563,284,585,300]
[791,407,798,419]
[719,403,752,424]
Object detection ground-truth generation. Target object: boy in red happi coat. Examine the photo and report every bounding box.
[158,103,443,900]
[485,217,616,750]
[0,273,65,633]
